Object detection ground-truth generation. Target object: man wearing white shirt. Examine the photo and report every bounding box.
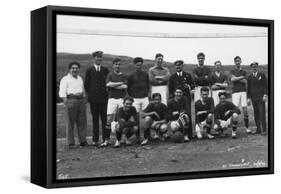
[59,61,88,147]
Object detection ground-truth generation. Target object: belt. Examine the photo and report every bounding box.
[67,94,84,100]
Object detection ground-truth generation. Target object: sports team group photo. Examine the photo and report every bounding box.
[56,15,269,180]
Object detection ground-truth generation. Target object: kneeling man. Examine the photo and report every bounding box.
[141,93,169,145]
[195,87,215,139]
[214,92,241,138]
[168,87,190,142]
[111,97,139,147]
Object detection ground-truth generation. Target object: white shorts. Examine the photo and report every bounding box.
[194,86,211,102]
[195,120,208,133]
[151,85,168,105]
[133,97,149,112]
[232,92,247,107]
[212,90,225,106]
[214,118,232,129]
[107,98,123,115]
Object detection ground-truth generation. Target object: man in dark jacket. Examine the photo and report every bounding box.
[169,60,194,139]
[247,62,268,135]
[84,51,110,146]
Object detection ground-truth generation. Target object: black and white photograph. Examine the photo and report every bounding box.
[54,11,271,181]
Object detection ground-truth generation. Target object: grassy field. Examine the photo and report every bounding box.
[56,52,268,180]
[56,100,268,180]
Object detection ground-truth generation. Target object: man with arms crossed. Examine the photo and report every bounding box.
[148,53,170,105]
[247,62,268,135]
[194,87,214,139]
[104,58,128,147]
[210,60,228,106]
[169,60,194,140]
[111,97,139,148]
[168,87,190,142]
[127,57,150,142]
[214,92,241,138]
[230,56,251,134]
[141,93,169,145]
[84,51,110,146]
[59,62,88,147]
[193,52,211,102]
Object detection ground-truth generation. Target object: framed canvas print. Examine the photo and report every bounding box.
[31,5,274,188]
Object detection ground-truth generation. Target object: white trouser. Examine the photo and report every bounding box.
[232,92,247,107]
[212,90,225,106]
[133,97,149,112]
[107,98,123,115]
[151,85,168,105]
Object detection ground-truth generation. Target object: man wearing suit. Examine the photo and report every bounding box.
[84,51,110,146]
[169,60,194,140]
[247,62,268,135]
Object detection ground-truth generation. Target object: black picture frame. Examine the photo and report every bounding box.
[31,5,274,188]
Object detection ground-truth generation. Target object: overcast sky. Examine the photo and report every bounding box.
[57,15,268,65]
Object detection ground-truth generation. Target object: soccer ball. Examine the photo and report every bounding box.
[171,131,184,143]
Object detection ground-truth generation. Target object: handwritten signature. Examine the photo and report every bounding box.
[58,173,69,179]
[222,159,266,169]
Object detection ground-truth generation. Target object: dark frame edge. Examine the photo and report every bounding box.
[31,6,48,188]
[30,5,274,188]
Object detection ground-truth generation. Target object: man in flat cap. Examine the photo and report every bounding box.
[169,60,194,141]
[148,53,170,105]
[84,51,110,146]
[127,57,150,143]
[247,62,268,135]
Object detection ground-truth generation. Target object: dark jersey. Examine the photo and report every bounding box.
[195,97,214,123]
[193,66,211,86]
[127,70,150,98]
[230,68,247,93]
[116,106,139,129]
[143,102,168,121]
[210,72,228,90]
[214,101,241,121]
[167,96,189,121]
[106,72,127,99]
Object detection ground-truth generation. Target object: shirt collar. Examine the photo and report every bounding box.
[67,73,79,79]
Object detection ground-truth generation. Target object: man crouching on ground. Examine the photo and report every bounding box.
[167,87,190,142]
[141,93,169,145]
[214,91,241,139]
[111,97,139,148]
[195,87,215,139]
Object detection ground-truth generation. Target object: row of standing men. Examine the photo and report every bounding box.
[59,51,268,148]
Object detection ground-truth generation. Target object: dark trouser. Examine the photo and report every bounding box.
[252,99,266,132]
[65,98,87,145]
[89,101,109,142]
[184,96,193,138]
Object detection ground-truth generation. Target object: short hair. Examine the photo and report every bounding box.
[112,58,121,64]
[218,91,227,98]
[197,52,205,58]
[133,57,143,64]
[200,86,209,93]
[92,51,103,57]
[155,53,163,59]
[123,96,134,103]
[234,56,241,61]
[174,60,184,65]
[68,61,80,69]
[152,93,162,99]
[214,60,222,65]
[174,86,184,92]
[250,62,259,67]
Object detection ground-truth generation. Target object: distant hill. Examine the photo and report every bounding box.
[56,52,268,102]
